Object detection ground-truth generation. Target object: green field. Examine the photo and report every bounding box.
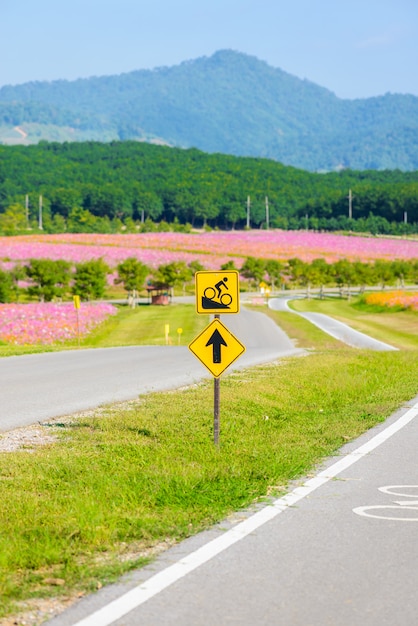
[1,297,417,622]
[82,303,209,347]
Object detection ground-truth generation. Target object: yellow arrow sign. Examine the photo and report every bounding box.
[195,270,240,314]
[188,318,245,378]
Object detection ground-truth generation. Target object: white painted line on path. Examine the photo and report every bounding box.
[71,400,418,626]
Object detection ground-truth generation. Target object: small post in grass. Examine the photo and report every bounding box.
[73,295,81,346]
[177,327,183,345]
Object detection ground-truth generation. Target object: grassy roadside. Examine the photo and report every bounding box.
[81,303,209,347]
[0,299,418,621]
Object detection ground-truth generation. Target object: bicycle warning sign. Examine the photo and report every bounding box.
[195,270,240,314]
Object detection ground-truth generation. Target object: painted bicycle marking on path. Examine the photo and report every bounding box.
[353,485,418,521]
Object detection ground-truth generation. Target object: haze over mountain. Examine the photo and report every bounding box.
[0,50,417,172]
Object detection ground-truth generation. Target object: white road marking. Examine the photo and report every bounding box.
[379,485,418,498]
[353,506,418,521]
[71,400,418,626]
[354,485,418,520]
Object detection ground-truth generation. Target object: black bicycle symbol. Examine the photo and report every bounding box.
[202,277,232,310]
[353,485,418,521]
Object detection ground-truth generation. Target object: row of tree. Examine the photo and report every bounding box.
[0,206,416,237]
[1,256,417,304]
[0,141,418,232]
[239,257,417,292]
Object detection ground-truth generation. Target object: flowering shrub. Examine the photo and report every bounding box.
[0,302,117,345]
[364,291,418,311]
[0,235,242,270]
[1,231,417,270]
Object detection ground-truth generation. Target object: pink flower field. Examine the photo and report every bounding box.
[1,231,417,271]
[0,302,117,345]
[365,291,418,311]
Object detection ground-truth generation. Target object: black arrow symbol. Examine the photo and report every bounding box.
[206,329,227,363]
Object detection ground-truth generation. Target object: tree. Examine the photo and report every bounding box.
[331,259,356,297]
[220,260,237,271]
[305,258,332,298]
[72,259,110,300]
[0,269,12,302]
[223,202,246,229]
[115,257,149,307]
[373,260,395,289]
[48,187,83,218]
[188,260,206,275]
[240,257,266,287]
[285,258,308,287]
[154,262,193,290]
[265,260,283,291]
[133,189,163,222]
[9,263,26,301]
[67,207,100,233]
[351,262,375,293]
[391,259,412,288]
[25,259,71,302]
[0,203,27,235]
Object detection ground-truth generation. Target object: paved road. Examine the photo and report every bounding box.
[268,297,397,351]
[0,307,302,432]
[47,395,418,626]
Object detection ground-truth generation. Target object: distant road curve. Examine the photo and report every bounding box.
[268,297,397,351]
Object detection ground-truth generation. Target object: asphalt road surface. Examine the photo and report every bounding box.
[268,297,397,351]
[0,307,302,433]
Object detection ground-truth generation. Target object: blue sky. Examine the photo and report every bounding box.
[1,0,417,99]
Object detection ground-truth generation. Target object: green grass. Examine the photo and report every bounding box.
[0,344,62,357]
[1,298,418,619]
[81,303,209,348]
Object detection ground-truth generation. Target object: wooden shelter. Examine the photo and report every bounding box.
[145,283,171,305]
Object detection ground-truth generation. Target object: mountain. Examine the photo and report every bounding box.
[1,50,418,171]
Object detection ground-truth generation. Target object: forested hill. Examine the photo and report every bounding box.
[1,141,418,233]
[1,50,418,172]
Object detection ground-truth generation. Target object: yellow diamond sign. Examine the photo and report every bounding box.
[188,318,245,378]
[195,270,240,314]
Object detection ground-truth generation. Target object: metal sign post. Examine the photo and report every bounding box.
[214,377,220,445]
[213,313,221,445]
[189,271,245,445]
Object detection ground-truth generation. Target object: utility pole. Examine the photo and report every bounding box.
[39,195,43,230]
[348,189,353,220]
[265,196,269,229]
[25,194,29,229]
[246,195,251,229]
[404,211,408,224]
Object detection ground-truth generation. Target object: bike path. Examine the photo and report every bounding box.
[268,297,397,351]
[47,395,418,626]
